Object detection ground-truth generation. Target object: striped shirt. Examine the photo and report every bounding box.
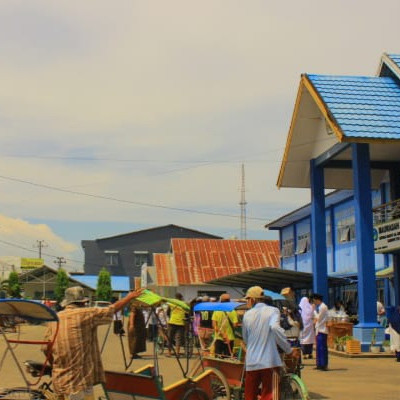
[45,305,114,395]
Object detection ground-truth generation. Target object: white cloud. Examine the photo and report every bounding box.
[0,0,398,247]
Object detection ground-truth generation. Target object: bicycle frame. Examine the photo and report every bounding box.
[0,299,59,391]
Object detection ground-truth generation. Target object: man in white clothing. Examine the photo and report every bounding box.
[313,293,328,370]
[242,286,299,400]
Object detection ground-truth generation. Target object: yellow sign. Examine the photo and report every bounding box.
[21,258,44,270]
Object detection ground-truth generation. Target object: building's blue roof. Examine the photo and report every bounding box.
[71,275,130,292]
[266,190,353,229]
[388,54,400,69]
[307,74,400,140]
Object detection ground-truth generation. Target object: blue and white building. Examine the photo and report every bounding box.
[269,53,400,350]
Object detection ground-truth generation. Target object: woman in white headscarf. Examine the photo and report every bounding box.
[299,296,315,359]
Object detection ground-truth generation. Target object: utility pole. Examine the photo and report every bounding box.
[239,163,247,240]
[54,257,66,270]
[34,240,47,258]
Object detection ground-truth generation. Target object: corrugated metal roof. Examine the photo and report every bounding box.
[306,74,400,140]
[153,253,178,286]
[71,275,130,292]
[171,239,280,285]
[388,54,400,71]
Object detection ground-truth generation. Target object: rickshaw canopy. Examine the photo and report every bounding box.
[0,299,58,322]
[193,301,246,312]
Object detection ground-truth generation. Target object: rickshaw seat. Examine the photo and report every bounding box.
[131,364,155,376]
[104,369,215,400]
[104,370,165,399]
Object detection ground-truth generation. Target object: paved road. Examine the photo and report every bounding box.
[1,324,399,399]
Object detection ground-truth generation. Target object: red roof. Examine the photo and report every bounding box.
[171,239,280,285]
[154,253,178,286]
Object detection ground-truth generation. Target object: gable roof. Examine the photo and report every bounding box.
[167,239,280,285]
[306,74,400,141]
[93,224,221,242]
[277,53,400,190]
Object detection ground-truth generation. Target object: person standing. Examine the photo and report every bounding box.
[167,293,186,357]
[388,306,400,362]
[242,286,298,400]
[377,301,386,326]
[312,293,328,370]
[299,296,315,359]
[212,293,238,357]
[43,286,143,400]
[128,304,147,359]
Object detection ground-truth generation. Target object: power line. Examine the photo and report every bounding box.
[0,173,268,221]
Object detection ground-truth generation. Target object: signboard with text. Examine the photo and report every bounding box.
[20,258,44,270]
[373,220,400,253]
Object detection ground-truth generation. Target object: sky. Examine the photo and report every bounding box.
[0,0,400,272]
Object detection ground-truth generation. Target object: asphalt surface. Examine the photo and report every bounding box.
[1,323,399,399]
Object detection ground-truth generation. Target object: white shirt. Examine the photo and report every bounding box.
[242,303,292,371]
[314,302,328,334]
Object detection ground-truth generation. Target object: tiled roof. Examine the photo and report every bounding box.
[153,253,178,286]
[306,74,400,140]
[171,239,280,285]
[388,54,400,69]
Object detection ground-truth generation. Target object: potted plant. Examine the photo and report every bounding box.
[334,336,344,351]
[382,340,391,353]
[341,335,353,352]
[370,328,381,353]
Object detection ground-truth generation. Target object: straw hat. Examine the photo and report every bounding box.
[61,286,89,307]
[245,286,264,299]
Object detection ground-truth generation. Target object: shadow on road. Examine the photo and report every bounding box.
[309,392,330,399]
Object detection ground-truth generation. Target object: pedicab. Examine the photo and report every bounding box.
[191,298,310,400]
[102,290,231,400]
[0,299,59,400]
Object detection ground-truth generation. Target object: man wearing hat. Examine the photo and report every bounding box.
[44,286,143,400]
[212,293,238,357]
[242,286,298,400]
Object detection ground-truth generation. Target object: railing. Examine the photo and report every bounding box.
[373,198,400,225]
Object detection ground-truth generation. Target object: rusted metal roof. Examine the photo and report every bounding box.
[171,239,280,285]
[153,253,178,286]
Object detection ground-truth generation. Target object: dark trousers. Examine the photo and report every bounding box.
[316,332,328,368]
[301,343,313,355]
[244,367,280,400]
[215,339,234,357]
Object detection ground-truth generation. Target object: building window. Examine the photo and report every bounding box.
[337,216,355,243]
[134,251,149,269]
[326,222,332,247]
[296,233,311,254]
[281,238,294,258]
[105,251,119,266]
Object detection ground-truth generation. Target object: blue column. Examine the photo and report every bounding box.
[310,159,328,301]
[352,143,377,325]
[352,143,382,350]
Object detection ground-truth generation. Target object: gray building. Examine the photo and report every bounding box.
[82,224,221,286]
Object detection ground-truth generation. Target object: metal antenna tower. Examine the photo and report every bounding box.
[239,163,247,239]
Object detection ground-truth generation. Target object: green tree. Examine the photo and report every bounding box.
[96,268,112,301]
[2,271,21,298]
[55,268,69,303]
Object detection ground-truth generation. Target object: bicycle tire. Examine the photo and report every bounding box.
[182,387,210,400]
[204,367,231,400]
[280,374,309,400]
[0,388,46,400]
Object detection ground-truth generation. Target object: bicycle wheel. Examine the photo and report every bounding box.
[0,388,46,400]
[280,374,308,400]
[182,387,210,400]
[205,367,231,400]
